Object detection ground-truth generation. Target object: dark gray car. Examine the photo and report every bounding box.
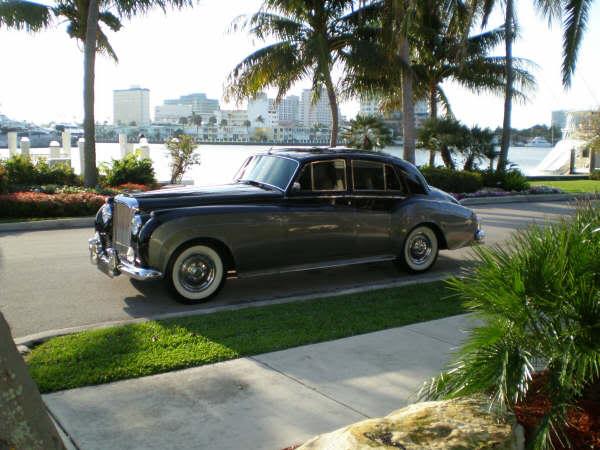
[89,148,484,303]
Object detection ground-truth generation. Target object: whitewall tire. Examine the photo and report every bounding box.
[399,226,439,273]
[168,244,225,303]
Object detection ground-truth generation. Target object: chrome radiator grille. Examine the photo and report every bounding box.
[113,200,134,255]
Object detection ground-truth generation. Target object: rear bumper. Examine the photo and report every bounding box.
[88,234,163,281]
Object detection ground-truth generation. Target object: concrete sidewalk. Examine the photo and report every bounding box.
[44,314,475,450]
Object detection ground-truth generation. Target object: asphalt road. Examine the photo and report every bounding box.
[0,201,575,338]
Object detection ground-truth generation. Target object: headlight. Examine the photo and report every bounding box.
[131,214,143,235]
[101,204,112,224]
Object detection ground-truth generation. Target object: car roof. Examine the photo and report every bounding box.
[264,147,412,168]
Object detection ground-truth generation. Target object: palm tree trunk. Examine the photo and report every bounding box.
[428,87,437,166]
[401,38,415,164]
[497,0,514,173]
[0,312,66,450]
[324,74,339,148]
[83,0,99,187]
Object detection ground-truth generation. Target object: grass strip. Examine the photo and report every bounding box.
[28,280,462,393]
[530,180,600,193]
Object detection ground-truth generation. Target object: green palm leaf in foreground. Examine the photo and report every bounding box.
[422,201,600,449]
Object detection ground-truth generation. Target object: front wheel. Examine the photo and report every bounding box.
[167,244,225,303]
[398,225,439,273]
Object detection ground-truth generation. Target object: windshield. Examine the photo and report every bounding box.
[237,155,298,191]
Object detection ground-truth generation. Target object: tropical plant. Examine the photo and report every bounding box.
[243,119,251,128]
[100,150,155,186]
[219,119,228,127]
[165,134,200,184]
[419,166,483,193]
[0,0,192,187]
[190,112,202,134]
[226,0,374,147]
[342,114,392,150]
[178,116,188,126]
[208,116,217,127]
[464,126,496,171]
[418,117,470,170]
[421,202,600,449]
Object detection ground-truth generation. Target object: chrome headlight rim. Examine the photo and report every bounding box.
[131,214,143,236]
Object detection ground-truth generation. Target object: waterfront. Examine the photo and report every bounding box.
[0,144,553,185]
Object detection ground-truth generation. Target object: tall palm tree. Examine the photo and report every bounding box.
[226,0,373,147]
[472,0,593,171]
[1,0,192,186]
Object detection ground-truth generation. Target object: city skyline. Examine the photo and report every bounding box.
[1,0,599,128]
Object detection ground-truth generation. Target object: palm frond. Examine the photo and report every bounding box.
[561,0,592,87]
[0,0,52,31]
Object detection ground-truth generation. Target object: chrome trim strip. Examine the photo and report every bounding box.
[238,254,397,279]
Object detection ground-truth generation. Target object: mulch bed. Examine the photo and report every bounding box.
[514,372,600,449]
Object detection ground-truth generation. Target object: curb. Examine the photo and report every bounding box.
[14,272,452,349]
[0,216,95,233]
[459,192,593,206]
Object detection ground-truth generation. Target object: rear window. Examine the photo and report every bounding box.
[295,159,347,192]
[352,160,406,193]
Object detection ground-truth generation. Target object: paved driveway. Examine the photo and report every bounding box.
[0,201,574,338]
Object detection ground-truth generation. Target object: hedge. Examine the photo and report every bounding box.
[0,192,106,219]
[419,166,483,193]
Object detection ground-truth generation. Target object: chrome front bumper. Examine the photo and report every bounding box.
[88,234,162,281]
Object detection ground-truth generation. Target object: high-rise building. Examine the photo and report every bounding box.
[247,92,277,127]
[358,97,429,136]
[299,89,335,127]
[276,95,300,124]
[113,87,150,126]
[154,104,193,124]
[551,110,567,130]
[164,93,220,115]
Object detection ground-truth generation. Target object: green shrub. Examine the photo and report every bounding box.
[101,151,155,186]
[0,164,8,194]
[480,168,530,191]
[35,159,81,186]
[4,154,36,185]
[419,166,483,193]
[422,202,600,449]
[589,169,600,180]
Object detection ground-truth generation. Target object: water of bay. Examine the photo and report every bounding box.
[0,144,551,186]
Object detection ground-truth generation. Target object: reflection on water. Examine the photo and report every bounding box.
[0,144,552,186]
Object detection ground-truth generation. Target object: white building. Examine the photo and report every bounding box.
[247,93,277,127]
[154,104,193,124]
[113,87,150,126]
[299,89,334,128]
[358,97,429,135]
[276,95,300,124]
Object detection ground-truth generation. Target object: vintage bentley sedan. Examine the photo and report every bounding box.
[89,148,484,303]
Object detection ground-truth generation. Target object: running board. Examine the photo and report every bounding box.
[236,255,397,279]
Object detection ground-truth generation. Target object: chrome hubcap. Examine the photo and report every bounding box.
[408,234,432,265]
[179,255,216,292]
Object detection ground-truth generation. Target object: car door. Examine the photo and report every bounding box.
[351,160,407,257]
[281,158,356,266]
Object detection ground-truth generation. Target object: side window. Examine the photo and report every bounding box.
[295,160,347,192]
[385,165,405,193]
[353,160,385,190]
[312,160,346,191]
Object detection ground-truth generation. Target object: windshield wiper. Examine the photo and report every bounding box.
[240,180,276,191]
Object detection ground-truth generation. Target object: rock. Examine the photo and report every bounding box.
[298,396,525,450]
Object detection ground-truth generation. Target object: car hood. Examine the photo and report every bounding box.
[127,183,283,211]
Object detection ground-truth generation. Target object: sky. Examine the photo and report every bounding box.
[0,0,599,129]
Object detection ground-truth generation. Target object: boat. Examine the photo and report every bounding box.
[525,136,553,147]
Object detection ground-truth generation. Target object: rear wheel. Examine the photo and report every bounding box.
[167,244,225,303]
[398,225,439,273]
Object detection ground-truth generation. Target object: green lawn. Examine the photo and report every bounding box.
[530,179,600,193]
[27,280,463,393]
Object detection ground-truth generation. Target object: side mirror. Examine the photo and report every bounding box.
[292,182,302,192]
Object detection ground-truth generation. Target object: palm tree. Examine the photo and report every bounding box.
[472,0,594,171]
[342,114,392,150]
[190,112,202,135]
[219,118,228,127]
[226,0,373,147]
[1,0,192,186]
